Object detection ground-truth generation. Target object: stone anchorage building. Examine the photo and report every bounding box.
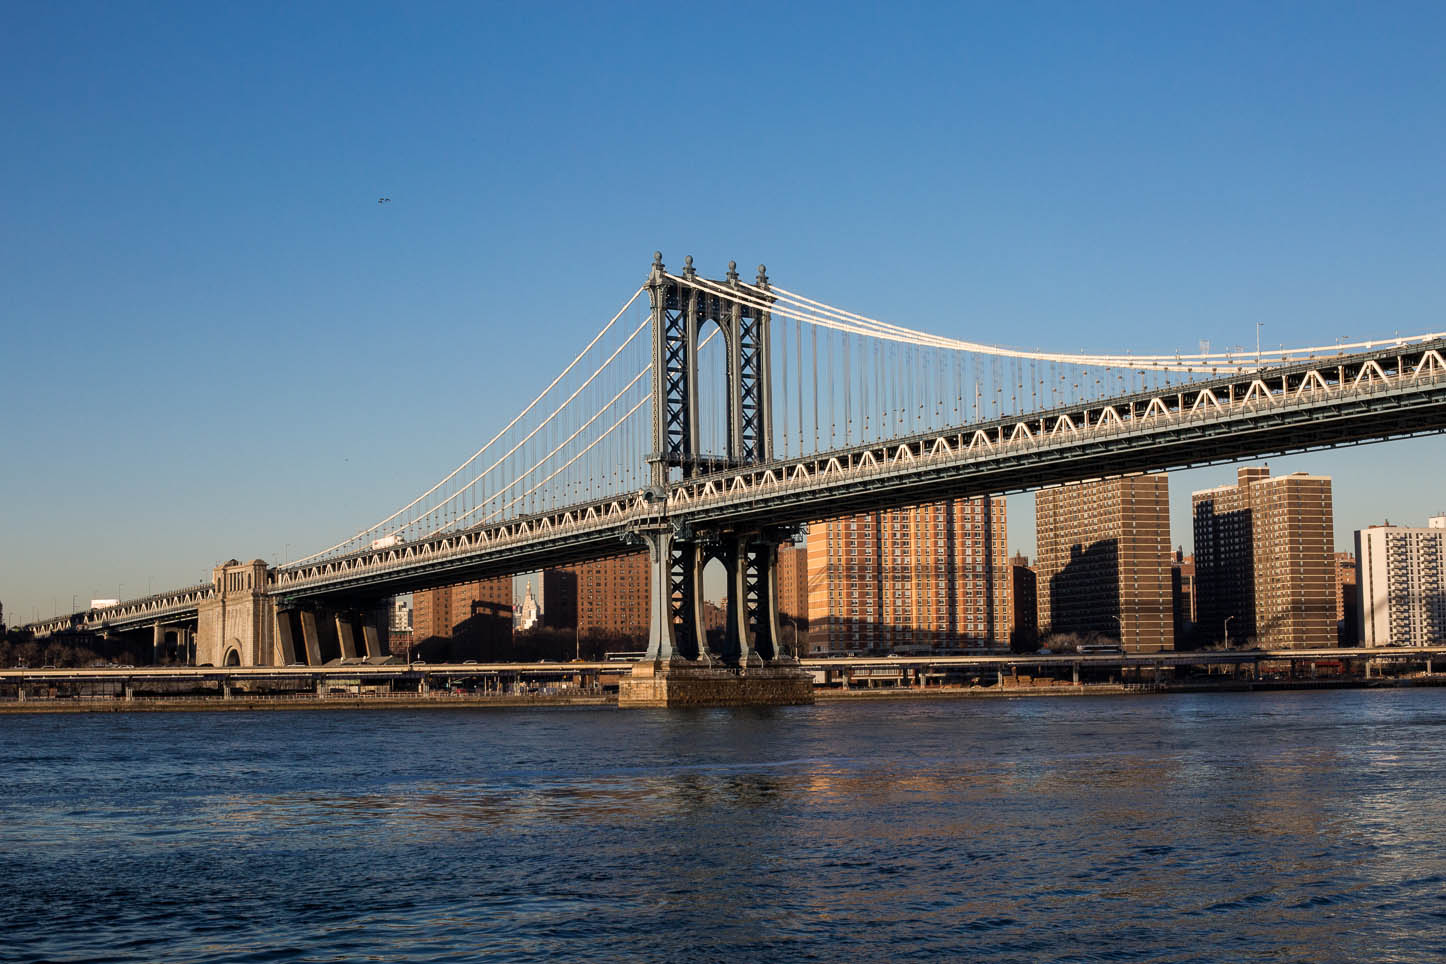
[195,558,392,667]
[1034,475,1174,653]
[805,496,1009,654]
[196,559,275,666]
[1356,516,1446,647]
[1192,466,1335,649]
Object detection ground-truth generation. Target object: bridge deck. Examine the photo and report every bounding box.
[26,339,1446,630]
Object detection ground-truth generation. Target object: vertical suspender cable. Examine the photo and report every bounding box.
[828,329,837,448]
[811,326,820,453]
[867,342,879,442]
[955,352,963,424]
[912,346,921,431]
[888,344,897,434]
[781,317,790,459]
[861,337,869,441]
[937,348,945,429]
[795,320,805,457]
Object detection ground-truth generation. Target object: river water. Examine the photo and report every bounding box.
[2,690,1444,963]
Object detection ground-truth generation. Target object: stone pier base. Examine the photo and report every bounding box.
[618,660,815,708]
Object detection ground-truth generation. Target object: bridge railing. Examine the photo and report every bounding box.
[29,582,216,637]
[667,343,1446,514]
[268,342,1445,595]
[269,492,665,593]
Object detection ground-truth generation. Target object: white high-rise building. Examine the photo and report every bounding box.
[389,596,413,634]
[1356,517,1446,647]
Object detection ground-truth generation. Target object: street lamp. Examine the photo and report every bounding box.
[1224,614,1236,648]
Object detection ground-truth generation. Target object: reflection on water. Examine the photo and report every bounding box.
[3,692,1446,962]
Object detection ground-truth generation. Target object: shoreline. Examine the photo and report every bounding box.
[0,695,614,714]
[817,677,1446,700]
[1,677,1442,714]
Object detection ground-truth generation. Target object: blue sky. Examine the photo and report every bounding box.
[3,2,1445,621]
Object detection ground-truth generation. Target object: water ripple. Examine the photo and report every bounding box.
[1,692,1445,962]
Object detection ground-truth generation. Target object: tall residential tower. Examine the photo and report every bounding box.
[805,497,1008,653]
[1192,466,1335,649]
[1034,474,1174,653]
[1356,517,1446,647]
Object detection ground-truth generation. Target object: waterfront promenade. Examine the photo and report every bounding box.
[2,648,1442,712]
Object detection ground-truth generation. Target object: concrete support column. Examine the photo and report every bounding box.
[123,682,133,701]
[336,615,359,660]
[729,536,759,667]
[152,622,165,664]
[420,676,430,696]
[751,541,789,663]
[17,685,25,702]
[642,527,678,662]
[221,681,231,701]
[299,611,323,666]
[1073,662,1080,685]
[362,621,383,659]
[274,611,298,665]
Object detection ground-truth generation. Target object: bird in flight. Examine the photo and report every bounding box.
[378,197,391,204]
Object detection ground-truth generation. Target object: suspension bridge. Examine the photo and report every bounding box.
[26,253,1446,703]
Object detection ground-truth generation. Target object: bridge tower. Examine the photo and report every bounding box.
[625,254,811,706]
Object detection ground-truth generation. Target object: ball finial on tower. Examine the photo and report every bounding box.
[683,254,696,278]
[756,263,769,286]
[726,260,739,283]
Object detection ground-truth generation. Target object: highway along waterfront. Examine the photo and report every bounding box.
[2,689,1444,962]
[2,648,1443,712]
